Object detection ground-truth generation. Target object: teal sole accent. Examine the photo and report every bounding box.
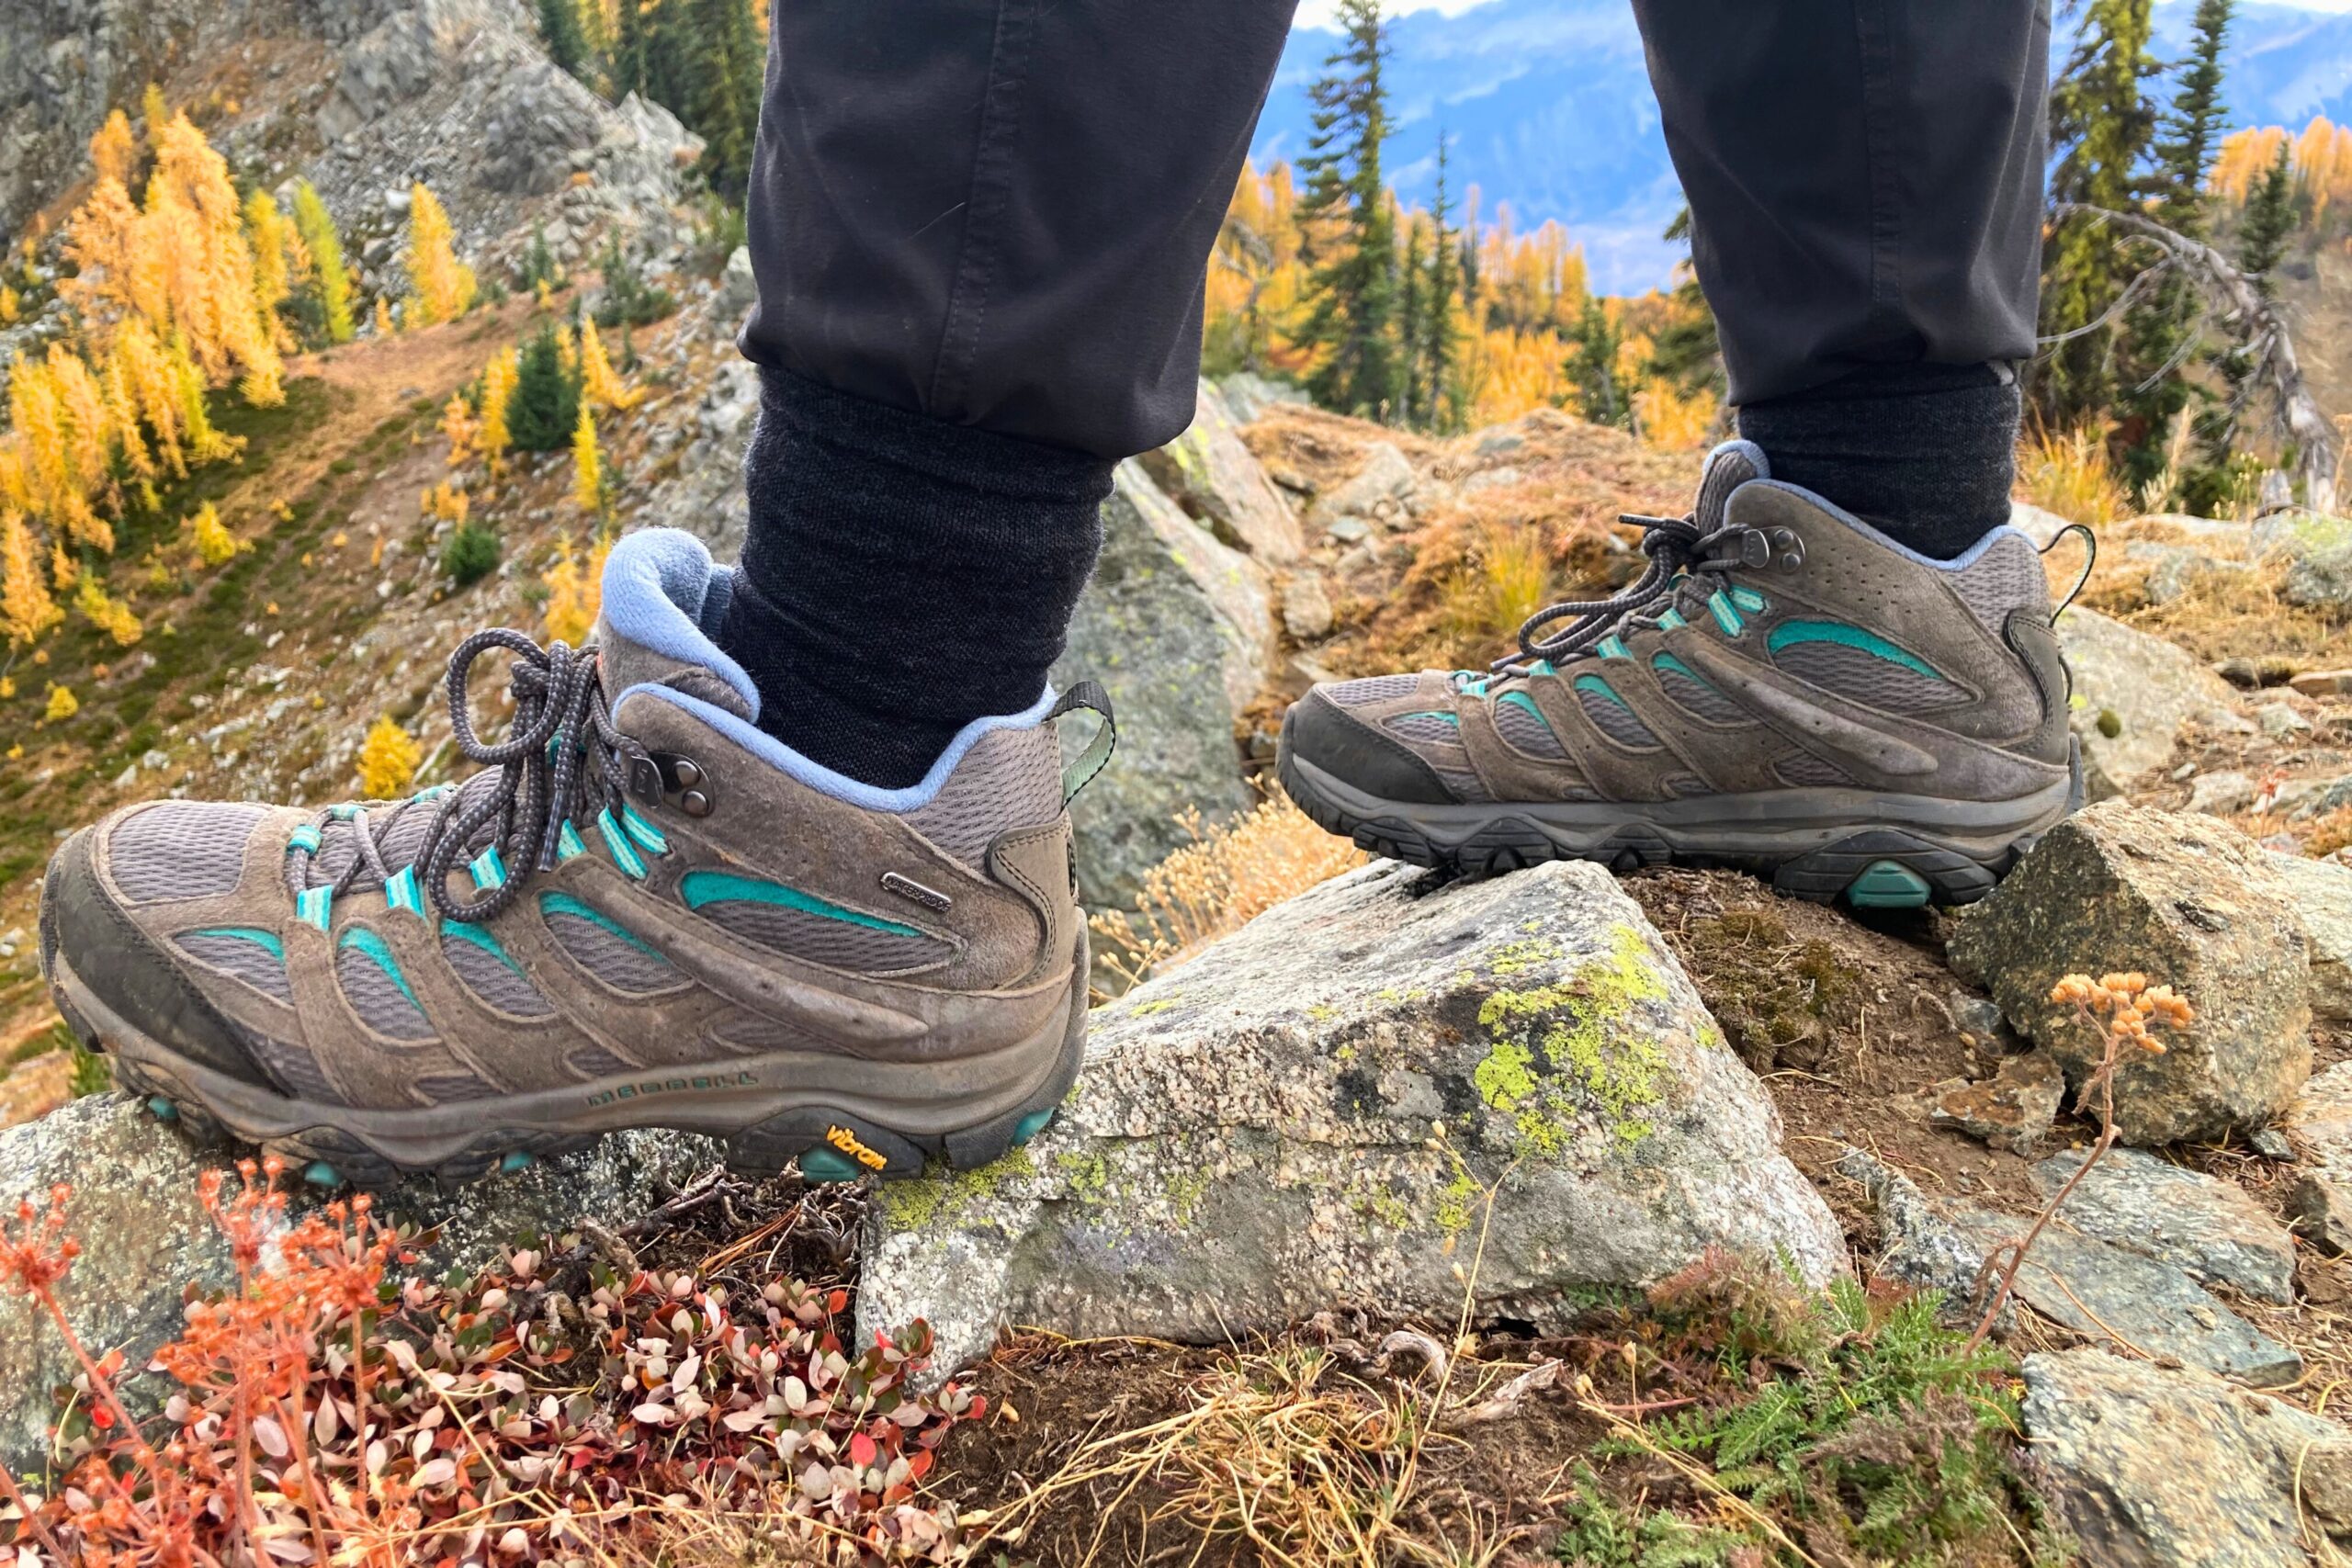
[539,892,670,960]
[1012,1108,1056,1147]
[147,1095,177,1122]
[797,1147,866,1182]
[1846,860,1934,908]
[678,870,925,938]
[1766,618,1946,683]
[336,926,421,1007]
[301,1160,340,1188]
[500,1150,535,1174]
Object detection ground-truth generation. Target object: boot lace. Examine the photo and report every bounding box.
[286,632,641,924]
[1490,511,1752,674]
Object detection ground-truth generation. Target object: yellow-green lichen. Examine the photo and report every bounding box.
[1487,935,1564,976]
[1470,924,1672,1154]
[1433,1168,1483,1239]
[877,1145,1037,1231]
[1056,1146,1114,1206]
[1307,1003,1339,1023]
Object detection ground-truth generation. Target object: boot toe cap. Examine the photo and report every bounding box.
[1281,687,1463,807]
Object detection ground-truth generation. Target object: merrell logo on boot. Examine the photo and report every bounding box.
[583,1070,759,1109]
[825,1123,889,1170]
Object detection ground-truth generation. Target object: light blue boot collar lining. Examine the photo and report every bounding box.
[599,529,762,716]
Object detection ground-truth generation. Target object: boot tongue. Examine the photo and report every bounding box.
[592,529,760,723]
[1691,438,1769,534]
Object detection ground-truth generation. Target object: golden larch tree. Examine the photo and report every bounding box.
[403,184,477,326]
[0,512,62,648]
[478,348,518,475]
[571,402,604,514]
[578,317,640,411]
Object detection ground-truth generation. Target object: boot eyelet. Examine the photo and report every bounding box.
[680,789,711,818]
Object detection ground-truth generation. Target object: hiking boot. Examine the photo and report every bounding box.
[1277,441,2081,907]
[40,529,1104,1187]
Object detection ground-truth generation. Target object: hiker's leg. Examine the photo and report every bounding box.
[1629,0,2051,558]
[723,0,1298,787]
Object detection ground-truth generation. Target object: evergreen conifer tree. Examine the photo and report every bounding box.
[508,321,582,452]
[1396,220,1425,427]
[1294,0,1401,420]
[2240,141,2299,295]
[537,0,588,73]
[1420,134,1464,434]
[1565,297,1626,429]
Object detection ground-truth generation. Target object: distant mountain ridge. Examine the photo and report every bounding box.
[1250,0,2352,294]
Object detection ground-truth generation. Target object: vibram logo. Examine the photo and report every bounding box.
[825,1123,889,1170]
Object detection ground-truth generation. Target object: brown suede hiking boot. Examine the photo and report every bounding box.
[1277,442,2081,907]
[40,529,1106,1188]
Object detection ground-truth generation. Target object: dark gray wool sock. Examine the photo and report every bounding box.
[719,367,1113,790]
[1736,363,2020,560]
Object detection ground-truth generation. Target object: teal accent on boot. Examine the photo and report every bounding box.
[442,917,527,975]
[618,803,669,855]
[1766,619,1945,682]
[337,927,420,1005]
[797,1147,866,1182]
[288,824,322,855]
[328,803,365,821]
[469,845,508,890]
[1847,860,1933,908]
[1573,674,1629,709]
[1706,591,1745,636]
[1657,608,1687,630]
[384,866,424,915]
[556,820,587,863]
[595,807,649,879]
[1012,1109,1056,1147]
[147,1095,178,1122]
[678,870,923,937]
[302,1160,340,1188]
[500,1150,536,1173]
[1596,635,1629,660]
[189,926,285,961]
[1727,586,1769,614]
[539,892,667,957]
[295,886,334,931]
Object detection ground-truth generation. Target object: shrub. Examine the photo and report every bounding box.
[592,233,676,329]
[356,715,421,797]
[439,519,501,585]
[506,321,581,452]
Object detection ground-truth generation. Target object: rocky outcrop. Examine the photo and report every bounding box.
[2286,1063,2352,1256]
[2027,1145,2297,1303]
[0,1093,723,1471]
[1053,463,1272,913]
[2057,608,2238,800]
[2024,1349,2351,1568]
[858,858,1848,1379]
[1948,804,2312,1145]
[2267,850,2352,1023]
[1136,381,1306,563]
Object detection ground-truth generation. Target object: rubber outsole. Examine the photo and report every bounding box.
[41,933,1090,1191]
[1276,728,2082,909]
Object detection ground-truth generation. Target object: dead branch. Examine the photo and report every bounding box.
[2052,201,2340,512]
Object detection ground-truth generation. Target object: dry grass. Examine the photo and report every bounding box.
[1091,793,1368,990]
[2019,425,2127,527]
[1441,519,1554,651]
[2075,516,2352,665]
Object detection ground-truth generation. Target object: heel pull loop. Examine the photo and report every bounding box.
[2039,523,2098,623]
[1047,680,1117,806]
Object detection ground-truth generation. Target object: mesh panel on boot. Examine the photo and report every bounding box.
[901,724,1063,864]
[695,899,949,974]
[1432,767,1492,803]
[544,898,684,994]
[570,1044,635,1077]
[1492,696,1566,759]
[174,931,293,1005]
[244,1033,340,1102]
[109,804,266,903]
[335,945,436,1040]
[1775,751,1855,787]
[1576,681,1660,749]
[1655,664,1749,727]
[1771,641,1956,714]
[416,1076,496,1102]
[441,931,555,1018]
[1327,674,1420,705]
[1664,774,1716,797]
[1385,712,1464,744]
[1950,531,2048,634]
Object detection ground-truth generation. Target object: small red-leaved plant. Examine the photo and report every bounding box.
[0,1160,979,1564]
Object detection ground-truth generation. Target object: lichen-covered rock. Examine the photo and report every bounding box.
[2028,1145,2297,1303]
[1308,443,1424,535]
[1137,380,1307,563]
[1948,803,2312,1146]
[2024,1348,2349,1568]
[2267,850,2352,1023]
[858,860,1847,1378]
[2286,1063,2352,1256]
[1926,1050,2065,1156]
[2058,609,2237,800]
[1836,1146,2008,1332]
[1054,462,1272,913]
[0,1094,722,1471]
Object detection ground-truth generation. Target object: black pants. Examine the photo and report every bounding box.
[739,0,2052,458]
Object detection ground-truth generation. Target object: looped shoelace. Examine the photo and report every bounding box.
[288,631,640,924]
[1489,511,1748,674]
